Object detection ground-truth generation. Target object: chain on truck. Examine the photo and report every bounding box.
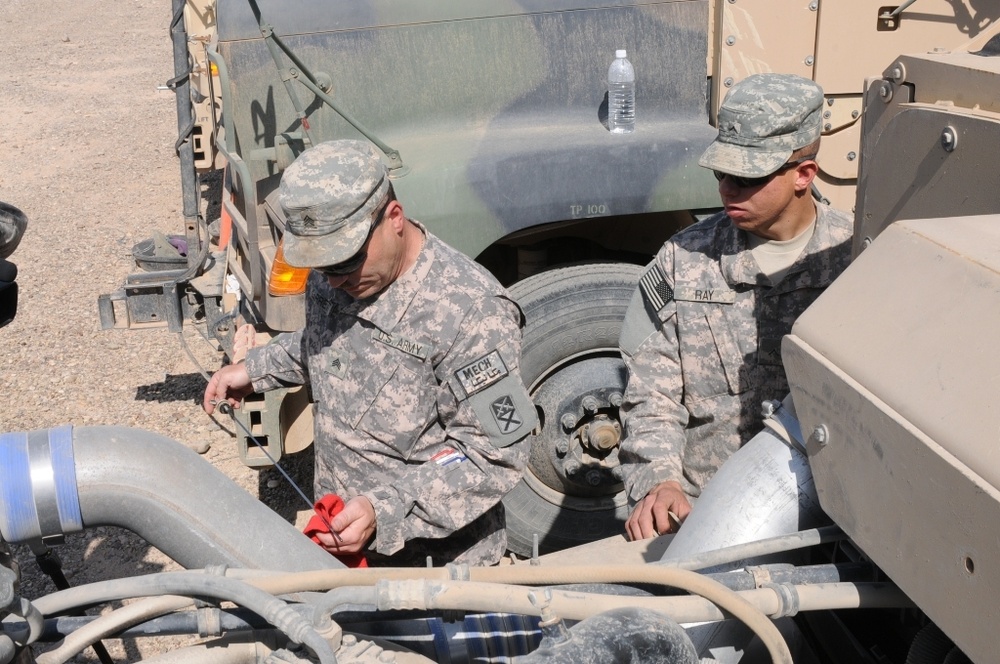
[98,0,996,560]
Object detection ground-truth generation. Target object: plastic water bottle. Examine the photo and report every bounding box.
[608,49,635,134]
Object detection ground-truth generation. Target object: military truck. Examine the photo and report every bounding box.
[98,0,998,557]
[6,11,1000,662]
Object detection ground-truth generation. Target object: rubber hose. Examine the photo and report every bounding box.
[378,575,794,664]
[31,596,190,664]
[1,598,44,647]
[32,573,336,664]
[38,564,869,642]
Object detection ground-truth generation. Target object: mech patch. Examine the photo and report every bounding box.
[490,395,524,435]
[674,286,736,304]
[325,353,348,380]
[639,263,674,312]
[372,329,428,360]
[455,350,508,398]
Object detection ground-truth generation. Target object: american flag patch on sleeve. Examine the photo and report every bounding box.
[430,448,467,467]
[639,263,674,312]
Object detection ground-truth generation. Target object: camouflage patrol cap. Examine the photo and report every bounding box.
[699,73,824,178]
[280,139,390,268]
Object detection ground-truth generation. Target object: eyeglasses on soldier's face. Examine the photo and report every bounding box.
[313,200,390,278]
[712,155,818,189]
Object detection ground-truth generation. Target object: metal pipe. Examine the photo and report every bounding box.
[0,426,342,572]
[661,400,827,571]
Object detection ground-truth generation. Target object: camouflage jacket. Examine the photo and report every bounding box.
[618,203,853,502]
[245,224,535,566]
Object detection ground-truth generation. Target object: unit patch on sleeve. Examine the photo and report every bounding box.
[455,350,509,398]
[490,395,524,435]
[371,329,428,360]
[639,263,674,312]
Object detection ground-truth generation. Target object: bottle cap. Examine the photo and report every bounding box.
[616,49,627,59]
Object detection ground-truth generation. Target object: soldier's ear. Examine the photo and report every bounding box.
[384,200,405,233]
[792,160,818,193]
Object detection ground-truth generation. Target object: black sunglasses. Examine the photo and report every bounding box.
[713,155,817,189]
[313,200,389,277]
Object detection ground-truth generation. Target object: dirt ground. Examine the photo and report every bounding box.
[0,1,313,660]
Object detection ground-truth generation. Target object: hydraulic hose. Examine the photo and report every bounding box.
[38,563,871,642]
[376,578,793,664]
[31,596,190,664]
[32,572,337,664]
[136,637,270,664]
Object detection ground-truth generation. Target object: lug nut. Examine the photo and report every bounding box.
[560,413,577,430]
[582,396,600,414]
[564,459,581,475]
[585,470,602,486]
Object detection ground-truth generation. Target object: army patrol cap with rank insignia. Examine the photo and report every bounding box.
[279,139,391,268]
[698,73,824,178]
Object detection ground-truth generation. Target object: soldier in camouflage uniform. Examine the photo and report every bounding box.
[204,140,536,566]
[618,74,853,540]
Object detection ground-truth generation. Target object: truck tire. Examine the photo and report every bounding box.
[503,263,643,557]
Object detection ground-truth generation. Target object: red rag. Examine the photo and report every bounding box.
[303,494,368,568]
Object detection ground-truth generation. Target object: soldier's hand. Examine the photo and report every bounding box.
[625,481,691,540]
[316,496,376,554]
[203,363,254,414]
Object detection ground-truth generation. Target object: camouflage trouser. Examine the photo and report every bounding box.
[363,504,506,568]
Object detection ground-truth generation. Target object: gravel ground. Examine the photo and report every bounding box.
[0,2,312,660]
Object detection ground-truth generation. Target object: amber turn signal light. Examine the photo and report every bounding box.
[268,240,311,296]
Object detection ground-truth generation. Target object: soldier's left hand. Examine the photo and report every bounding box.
[315,496,376,554]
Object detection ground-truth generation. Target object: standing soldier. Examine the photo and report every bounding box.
[618,74,853,540]
[205,140,535,566]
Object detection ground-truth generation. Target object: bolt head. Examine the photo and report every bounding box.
[560,413,578,430]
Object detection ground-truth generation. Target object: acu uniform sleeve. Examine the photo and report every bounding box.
[243,330,309,392]
[363,296,536,555]
[244,275,330,391]
[618,258,692,503]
